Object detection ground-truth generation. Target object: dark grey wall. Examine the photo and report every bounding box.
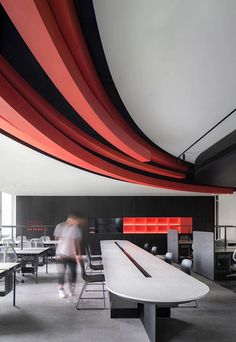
[16,196,214,254]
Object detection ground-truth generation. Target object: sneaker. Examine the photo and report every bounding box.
[69,284,76,296]
[58,288,66,299]
[67,294,77,304]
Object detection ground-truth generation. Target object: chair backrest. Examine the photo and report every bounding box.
[2,238,16,247]
[151,246,158,256]
[31,238,44,248]
[85,246,92,265]
[5,245,18,263]
[0,246,5,263]
[78,257,87,281]
[40,236,50,242]
[179,235,189,241]
[18,240,31,248]
[233,249,236,262]
[16,236,27,241]
[165,252,173,264]
[0,245,17,263]
[215,239,225,248]
[144,242,149,251]
[181,259,192,275]
[40,236,51,242]
[88,244,93,256]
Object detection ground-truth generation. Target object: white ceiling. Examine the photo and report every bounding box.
[2,1,236,195]
[93,0,236,162]
[0,134,210,196]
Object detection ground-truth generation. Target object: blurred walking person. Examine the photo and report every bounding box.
[54,212,82,300]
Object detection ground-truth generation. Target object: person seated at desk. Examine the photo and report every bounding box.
[54,212,82,300]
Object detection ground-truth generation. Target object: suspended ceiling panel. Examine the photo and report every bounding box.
[93,0,236,162]
[0,134,210,196]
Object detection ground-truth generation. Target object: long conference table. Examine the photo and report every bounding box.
[101,240,209,342]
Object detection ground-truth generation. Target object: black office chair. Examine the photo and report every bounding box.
[164,252,173,264]
[88,245,102,262]
[151,246,158,256]
[179,259,197,308]
[30,238,44,248]
[2,239,16,248]
[215,239,225,248]
[144,242,149,251]
[40,236,50,242]
[227,249,236,278]
[231,249,236,271]
[76,257,106,310]
[181,259,192,275]
[85,246,103,271]
[17,240,35,275]
[0,245,24,283]
[30,238,48,267]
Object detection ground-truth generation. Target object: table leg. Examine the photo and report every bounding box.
[110,292,140,318]
[46,253,48,274]
[13,270,16,306]
[140,303,156,342]
[35,256,38,284]
[140,303,171,342]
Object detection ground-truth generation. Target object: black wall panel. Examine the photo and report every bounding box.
[16,196,214,254]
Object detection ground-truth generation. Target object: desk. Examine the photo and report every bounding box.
[42,241,58,257]
[0,240,58,246]
[215,247,236,254]
[178,240,192,245]
[215,247,236,279]
[101,240,209,342]
[15,248,49,283]
[227,240,236,247]
[0,262,21,306]
[42,240,58,246]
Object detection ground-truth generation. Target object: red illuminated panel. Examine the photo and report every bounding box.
[123,217,192,234]
[178,217,193,233]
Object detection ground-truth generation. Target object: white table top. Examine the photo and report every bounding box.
[15,248,50,255]
[42,241,58,245]
[0,263,20,280]
[101,240,209,305]
[0,262,20,270]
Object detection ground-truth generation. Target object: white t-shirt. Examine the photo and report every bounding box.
[54,222,81,258]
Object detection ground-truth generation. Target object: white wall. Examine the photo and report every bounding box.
[219,194,236,240]
[0,194,2,239]
[0,192,16,239]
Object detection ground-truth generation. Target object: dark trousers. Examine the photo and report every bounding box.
[57,257,77,286]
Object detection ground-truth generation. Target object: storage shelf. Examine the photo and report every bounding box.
[123,217,192,234]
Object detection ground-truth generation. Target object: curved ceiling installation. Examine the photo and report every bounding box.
[0,56,183,179]
[0,133,209,196]
[2,0,151,163]
[1,0,188,171]
[0,0,234,194]
[93,0,236,162]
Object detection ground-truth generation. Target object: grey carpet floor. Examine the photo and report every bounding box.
[0,263,236,342]
[217,278,236,293]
